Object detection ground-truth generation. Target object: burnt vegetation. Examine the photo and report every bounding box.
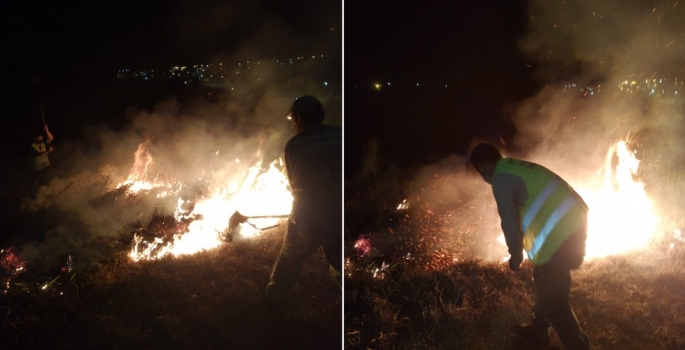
[0,170,341,350]
[344,140,685,350]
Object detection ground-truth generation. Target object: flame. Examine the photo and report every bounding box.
[577,140,660,259]
[117,140,179,197]
[123,142,293,261]
[494,140,663,261]
[402,139,664,263]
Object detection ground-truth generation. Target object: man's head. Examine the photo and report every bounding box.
[469,143,502,184]
[286,95,324,133]
[34,135,44,143]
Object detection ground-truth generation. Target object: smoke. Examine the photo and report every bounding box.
[403,155,509,262]
[520,0,685,82]
[14,1,341,271]
[166,0,340,64]
[402,0,685,261]
[512,0,685,206]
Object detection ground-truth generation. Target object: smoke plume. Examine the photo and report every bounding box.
[15,1,341,271]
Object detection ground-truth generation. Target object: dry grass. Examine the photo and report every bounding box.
[345,241,685,350]
[0,176,341,350]
[344,142,685,349]
[2,228,341,350]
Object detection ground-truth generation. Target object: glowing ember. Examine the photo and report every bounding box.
[577,140,660,259]
[372,261,389,279]
[353,236,372,257]
[124,142,293,261]
[0,247,26,276]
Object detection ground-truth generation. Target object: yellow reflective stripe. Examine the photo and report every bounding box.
[528,195,576,260]
[521,177,561,233]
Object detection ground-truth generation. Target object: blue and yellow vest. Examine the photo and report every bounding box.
[494,158,588,265]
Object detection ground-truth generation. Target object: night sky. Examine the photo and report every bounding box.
[1,0,340,153]
[3,0,339,75]
[5,0,681,181]
[344,0,539,176]
[344,0,685,179]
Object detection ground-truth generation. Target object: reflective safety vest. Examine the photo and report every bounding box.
[494,158,588,265]
[32,143,47,158]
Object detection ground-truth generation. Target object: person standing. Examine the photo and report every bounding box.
[265,95,342,305]
[31,124,54,171]
[469,142,592,350]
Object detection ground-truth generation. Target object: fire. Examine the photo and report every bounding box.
[400,139,664,263]
[124,142,293,261]
[117,140,179,197]
[498,140,663,261]
[577,140,661,259]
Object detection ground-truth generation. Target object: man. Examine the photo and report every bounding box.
[265,95,342,305]
[31,124,54,171]
[469,143,592,350]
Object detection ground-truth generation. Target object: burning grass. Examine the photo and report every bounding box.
[1,225,341,350]
[344,141,685,349]
[1,151,340,349]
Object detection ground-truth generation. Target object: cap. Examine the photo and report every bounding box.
[285,95,323,121]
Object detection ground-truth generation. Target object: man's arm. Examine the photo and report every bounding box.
[44,125,54,143]
[492,174,525,268]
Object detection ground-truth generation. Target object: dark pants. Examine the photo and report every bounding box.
[532,229,592,350]
[266,218,341,302]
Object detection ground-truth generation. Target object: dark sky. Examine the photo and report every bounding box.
[344,0,538,175]
[0,0,341,152]
[2,0,340,76]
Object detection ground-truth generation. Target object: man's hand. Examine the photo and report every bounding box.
[43,124,49,131]
[508,252,523,271]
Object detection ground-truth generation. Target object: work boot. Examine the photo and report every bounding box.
[512,321,551,347]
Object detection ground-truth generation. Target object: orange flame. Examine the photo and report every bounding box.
[117,140,178,196]
[578,140,660,258]
[122,142,293,261]
[493,140,663,261]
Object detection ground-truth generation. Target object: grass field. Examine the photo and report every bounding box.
[345,244,685,349]
[344,144,685,350]
[0,168,342,350]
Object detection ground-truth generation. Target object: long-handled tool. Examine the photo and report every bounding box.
[220,211,289,242]
[33,76,47,125]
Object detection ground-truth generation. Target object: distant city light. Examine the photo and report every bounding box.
[374,83,382,90]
